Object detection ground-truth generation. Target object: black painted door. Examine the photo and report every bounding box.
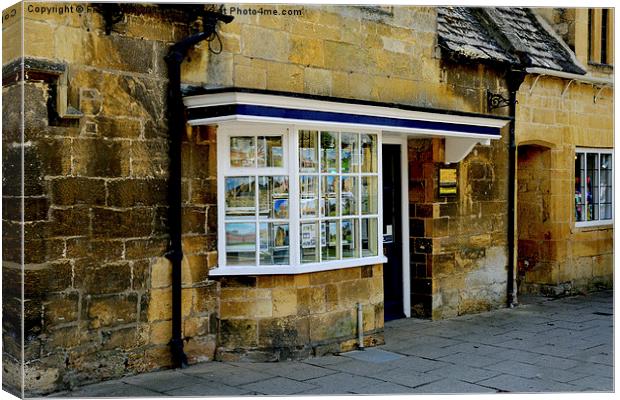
[382,144,405,321]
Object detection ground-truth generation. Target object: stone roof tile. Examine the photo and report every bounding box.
[437,6,586,74]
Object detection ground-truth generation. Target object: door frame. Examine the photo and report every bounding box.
[382,134,411,318]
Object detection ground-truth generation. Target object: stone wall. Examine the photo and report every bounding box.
[2,5,24,396]
[408,133,510,320]
[2,4,219,396]
[215,265,384,361]
[515,75,613,296]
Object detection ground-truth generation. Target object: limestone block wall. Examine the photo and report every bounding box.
[516,75,613,295]
[2,4,218,396]
[215,265,384,361]
[408,134,510,320]
[209,4,507,113]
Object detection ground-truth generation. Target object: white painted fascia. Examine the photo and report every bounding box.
[183,92,510,130]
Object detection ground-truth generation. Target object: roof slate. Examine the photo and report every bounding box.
[437,7,586,75]
[437,7,517,65]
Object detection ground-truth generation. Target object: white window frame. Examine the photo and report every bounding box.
[574,147,614,228]
[215,121,387,275]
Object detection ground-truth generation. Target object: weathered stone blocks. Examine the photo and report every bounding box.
[216,265,384,361]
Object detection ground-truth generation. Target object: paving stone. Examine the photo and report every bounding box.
[483,360,545,379]
[568,345,614,365]
[260,361,337,381]
[377,370,444,388]
[531,354,581,370]
[122,369,206,391]
[163,381,250,396]
[187,366,276,386]
[441,342,507,358]
[567,361,613,378]
[476,374,552,392]
[437,352,501,368]
[183,361,242,375]
[535,367,590,383]
[381,355,452,373]
[391,344,455,359]
[567,375,613,391]
[239,376,318,395]
[302,355,349,367]
[67,382,163,397]
[544,319,600,331]
[304,372,384,393]
[483,348,541,363]
[325,358,398,376]
[432,363,502,383]
[527,344,582,358]
[354,381,417,394]
[341,348,404,363]
[413,378,497,393]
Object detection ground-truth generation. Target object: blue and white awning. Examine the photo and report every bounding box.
[184,90,509,139]
[183,90,510,163]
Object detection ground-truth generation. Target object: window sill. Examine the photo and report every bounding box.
[209,255,388,276]
[575,220,613,229]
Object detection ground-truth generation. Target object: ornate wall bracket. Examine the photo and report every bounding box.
[487,90,515,111]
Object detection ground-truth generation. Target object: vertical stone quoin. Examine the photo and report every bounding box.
[2,4,25,396]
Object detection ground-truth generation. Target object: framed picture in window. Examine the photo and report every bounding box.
[230,137,255,167]
[301,197,317,217]
[273,197,289,219]
[273,224,289,249]
[301,223,316,248]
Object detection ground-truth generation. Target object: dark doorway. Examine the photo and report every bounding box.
[382,144,405,321]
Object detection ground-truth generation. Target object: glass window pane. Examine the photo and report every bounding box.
[321,220,339,261]
[361,176,378,215]
[600,154,613,220]
[586,153,599,221]
[361,134,377,173]
[342,219,359,258]
[259,176,289,220]
[575,153,585,222]
[341,132,359,173]
[341,176,357,216]
[299,130,319,172]
[225,177,255,219]
[230,136,255,167]
[259,223,289,265]
[361,218,378,257]
[257,136,284,167]
[300,175,319,218]
[300,222,319,263]
[321,175,339,217]
[321,131,338,173]
[226,223,256,265]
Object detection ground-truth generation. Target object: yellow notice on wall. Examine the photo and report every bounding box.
[439,168,457,196]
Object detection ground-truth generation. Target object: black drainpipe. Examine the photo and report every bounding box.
[165,10,233,369]
[506,70,526,307]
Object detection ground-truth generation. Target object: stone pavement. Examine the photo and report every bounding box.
[51,290,613,397]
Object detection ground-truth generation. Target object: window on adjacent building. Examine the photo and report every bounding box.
[588,8,614,65]
[574,149,613,227]
[218,124,384,274]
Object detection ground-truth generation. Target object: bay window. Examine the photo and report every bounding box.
[574,148,613,227]
[216,123,384,275]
